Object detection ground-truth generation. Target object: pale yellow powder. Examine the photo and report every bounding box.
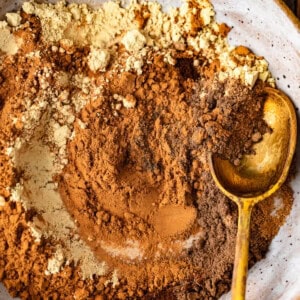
[12,112,107,279]
[0,27,21,55]
[121,29,146,52]
[17,0,274,86]
[87,47,110,72]
[6,13,22,27]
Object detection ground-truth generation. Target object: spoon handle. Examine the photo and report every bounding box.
[231,201,253,300]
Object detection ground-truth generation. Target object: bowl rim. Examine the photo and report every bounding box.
[276,0,300,31]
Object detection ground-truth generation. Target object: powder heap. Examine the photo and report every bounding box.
[0,0,293,299]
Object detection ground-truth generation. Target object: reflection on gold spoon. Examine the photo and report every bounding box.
[209,87,297,300]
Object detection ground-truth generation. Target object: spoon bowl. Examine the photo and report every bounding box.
[209,87,297,300]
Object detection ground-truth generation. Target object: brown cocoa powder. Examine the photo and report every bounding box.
[0,5,294,300]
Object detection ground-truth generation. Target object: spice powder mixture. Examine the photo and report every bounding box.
[0,0,294,299]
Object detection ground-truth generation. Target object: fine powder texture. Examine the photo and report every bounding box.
[0,0,295,299]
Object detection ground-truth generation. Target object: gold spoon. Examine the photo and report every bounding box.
[208,87,297,300]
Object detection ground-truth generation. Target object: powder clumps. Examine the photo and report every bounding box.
[122,29,147,52]
[0,24,21,55]
[6,13,22,27]
[0,0,294,299]
[19,0,274,88]
[87,47,111,72]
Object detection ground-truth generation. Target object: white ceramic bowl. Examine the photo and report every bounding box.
[0,1,299,299]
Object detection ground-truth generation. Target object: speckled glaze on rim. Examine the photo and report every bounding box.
[0,1,299,300]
